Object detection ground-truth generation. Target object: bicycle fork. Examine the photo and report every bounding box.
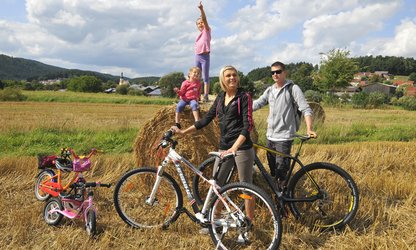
[146,159,168,206]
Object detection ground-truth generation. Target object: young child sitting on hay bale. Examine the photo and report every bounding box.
[174,67,202,129]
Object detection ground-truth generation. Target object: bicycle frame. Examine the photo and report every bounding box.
[253,139,323,204]
[148,145,244,225]
[37,148,97,198]
[49,183,108,223]
[38,170,82,197]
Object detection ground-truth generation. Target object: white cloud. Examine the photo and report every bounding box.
[381,20,416,57]
[0,0,415,78]
[303,2,400,49]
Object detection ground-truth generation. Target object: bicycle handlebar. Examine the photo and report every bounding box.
[208,151,235,161]
[60,148,101,159]
[291,134,317,141]
[158,129,177,149]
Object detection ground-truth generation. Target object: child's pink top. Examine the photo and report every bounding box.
[177,79,201,101]
[195,27,211,54]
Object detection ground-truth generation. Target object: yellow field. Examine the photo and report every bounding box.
[0,102,415,249]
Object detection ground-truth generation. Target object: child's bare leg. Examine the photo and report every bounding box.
[175,112,180,124]
[192,110,200,121]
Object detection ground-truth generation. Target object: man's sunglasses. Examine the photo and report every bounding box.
[271,69,283,75]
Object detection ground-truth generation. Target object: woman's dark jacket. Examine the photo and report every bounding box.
[195,88,254,150]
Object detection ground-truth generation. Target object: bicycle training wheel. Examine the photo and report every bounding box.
[192,157,238,206]
[35,170,55,201]
[208,182,282,250]
[113,167,183,228]
[86,210,97,236]
[287,162,359,230]
[43,197,63,226]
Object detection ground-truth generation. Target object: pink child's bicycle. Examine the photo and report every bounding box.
[40,147,111,236]
[43,179,111,236]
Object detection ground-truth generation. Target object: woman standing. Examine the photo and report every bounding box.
[172,65,255,225]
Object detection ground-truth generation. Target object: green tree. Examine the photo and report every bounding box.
[67,75,102,92]
[314,49,359,92]
[238,71,255,96]
[304,90,323,103]
[409,72,416,82]
[351,92,369,108]
[0,87,27,101]
[158,72,185,98]
[288,62,315,91]
[368,92,388,108]
[247,67,271,82]
[116,84,128,95]
[369,74,382,83]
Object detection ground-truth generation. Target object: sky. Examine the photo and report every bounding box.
[1,0,416,78]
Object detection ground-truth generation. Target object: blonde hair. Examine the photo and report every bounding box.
[187,67,201,80]
[219,65,239,91]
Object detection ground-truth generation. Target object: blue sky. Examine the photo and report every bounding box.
[1,0,415,78]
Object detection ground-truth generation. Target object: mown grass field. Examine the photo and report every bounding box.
[1,93,416,249]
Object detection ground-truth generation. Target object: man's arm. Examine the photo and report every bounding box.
[253,86,270,111]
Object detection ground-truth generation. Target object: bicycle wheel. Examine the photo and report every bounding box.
[208,182,282,250]
[35,169,55,201]
[86,210,97,236]
[113,167,183,228]
[287,162,359,230]
[192,157,238,206]
[44,197,63,226]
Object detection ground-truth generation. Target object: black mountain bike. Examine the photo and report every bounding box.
[193,134,359,230]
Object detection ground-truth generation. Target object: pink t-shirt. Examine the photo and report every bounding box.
[177,79,202,101]
[195,27,211,55]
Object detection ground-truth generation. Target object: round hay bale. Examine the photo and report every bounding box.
[308,102,325,125]
[133,104,220,168]
[133,103,259,168]
[300,102,325,128]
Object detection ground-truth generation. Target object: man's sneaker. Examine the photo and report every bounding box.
[236,232,250,244]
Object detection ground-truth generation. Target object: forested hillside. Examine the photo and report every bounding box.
[0,54,118,82]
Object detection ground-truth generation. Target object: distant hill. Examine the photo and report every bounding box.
[0,54,120,82]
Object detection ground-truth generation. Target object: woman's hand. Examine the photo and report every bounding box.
[220,148,237,158]
[171,126,183,135]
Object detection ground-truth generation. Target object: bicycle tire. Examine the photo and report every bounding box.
[192,157,238,206]
[35,169,55,201]
[43,197,63,226]
[208,182,282,250]
[86,210,97,236]
[287,162,359,230]
[113,167,183,229]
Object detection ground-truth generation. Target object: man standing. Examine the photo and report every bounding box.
[253,61,317,187]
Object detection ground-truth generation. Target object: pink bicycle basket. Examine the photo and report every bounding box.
[72,158,91,172]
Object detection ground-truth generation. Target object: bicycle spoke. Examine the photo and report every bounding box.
[114,168,182,228]
[208,182,281,250]
[289,163,359,229]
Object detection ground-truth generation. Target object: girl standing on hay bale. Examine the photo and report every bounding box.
[172,65,256,225]
[174,67,202,129]
[195,1,211,103]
